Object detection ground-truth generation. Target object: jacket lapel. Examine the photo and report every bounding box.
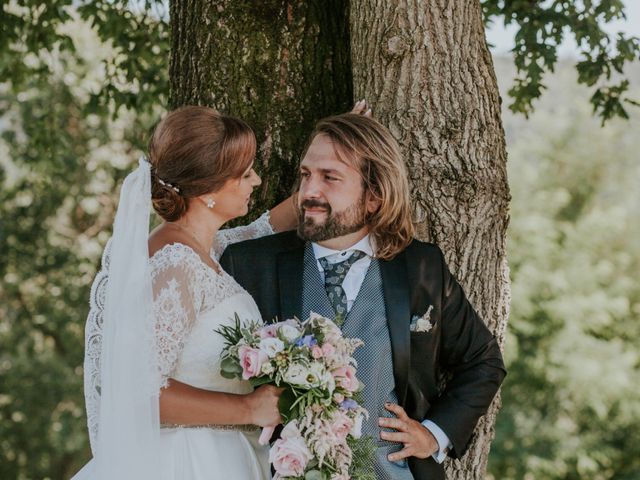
[380,250,411,406]
[277,244,305,321]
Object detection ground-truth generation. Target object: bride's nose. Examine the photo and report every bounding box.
[251,170,262,187]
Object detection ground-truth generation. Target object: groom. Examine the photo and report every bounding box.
[220,113,506,479]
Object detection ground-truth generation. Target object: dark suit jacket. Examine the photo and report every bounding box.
[220,231,506,480]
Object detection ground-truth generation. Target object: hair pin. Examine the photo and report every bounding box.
[157,178,180,193]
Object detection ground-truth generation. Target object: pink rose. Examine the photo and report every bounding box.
[332,366,359,392]
[322,343,336,357]
[269,423,312,477]
[311,345,323,359]
[238,345,268,380]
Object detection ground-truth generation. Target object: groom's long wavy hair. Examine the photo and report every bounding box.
[304,113,414,260]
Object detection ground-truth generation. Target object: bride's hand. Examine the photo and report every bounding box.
[245,385,283,427]
[351,99,372,117]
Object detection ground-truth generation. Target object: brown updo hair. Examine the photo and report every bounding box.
[148,106,256,221]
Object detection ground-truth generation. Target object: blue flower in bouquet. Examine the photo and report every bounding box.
[339,399,358,411]
[295,334,318,348]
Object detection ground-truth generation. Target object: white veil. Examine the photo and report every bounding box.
[74,158,162,479]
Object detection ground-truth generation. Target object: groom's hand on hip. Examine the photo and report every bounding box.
[378,403,439,461]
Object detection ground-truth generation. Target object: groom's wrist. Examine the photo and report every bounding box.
[421,419,451,463]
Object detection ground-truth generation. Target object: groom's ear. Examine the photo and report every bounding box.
[365,188,382,215]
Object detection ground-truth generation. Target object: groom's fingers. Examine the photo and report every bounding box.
[378,416,405,431]
[388,446,413,462]
[384,402,408,419]
[380,430,410,443]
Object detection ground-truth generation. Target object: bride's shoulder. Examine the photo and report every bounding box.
[148,227,198,267]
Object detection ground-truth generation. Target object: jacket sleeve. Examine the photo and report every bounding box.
[425,247,506,458]
[218,246,235,276]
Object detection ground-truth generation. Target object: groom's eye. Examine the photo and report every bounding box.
[325,175,339,182]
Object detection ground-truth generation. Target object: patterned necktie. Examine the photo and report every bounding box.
[318,250,367,322]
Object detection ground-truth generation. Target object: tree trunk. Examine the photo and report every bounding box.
[350,0,510,478]
[169,0,352,212]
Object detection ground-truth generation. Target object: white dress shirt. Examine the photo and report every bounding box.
[311,235,452,463]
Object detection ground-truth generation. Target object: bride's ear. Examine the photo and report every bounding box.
[193,195,217,210]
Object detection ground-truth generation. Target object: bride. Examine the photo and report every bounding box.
[73,106,297,479]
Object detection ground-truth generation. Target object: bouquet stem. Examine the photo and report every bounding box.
[259,425,275,445]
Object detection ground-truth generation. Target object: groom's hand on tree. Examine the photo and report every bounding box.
[379,403,439,461]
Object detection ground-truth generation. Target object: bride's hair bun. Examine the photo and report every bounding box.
[151,179,187,222]
[147,105,257,222]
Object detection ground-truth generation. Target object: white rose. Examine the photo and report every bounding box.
[283,363,311,387]
[279,324,301,342]
[306,362,334,392]
[323,370,336,394]
[259,337,285,358]
[305,362,327,388]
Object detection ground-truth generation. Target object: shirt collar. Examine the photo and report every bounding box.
[312,234,375,261]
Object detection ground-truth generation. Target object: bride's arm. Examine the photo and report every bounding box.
[159,379,281,427]
[266,193,297,232]
[151,254,282,427]
[212,193,297,259]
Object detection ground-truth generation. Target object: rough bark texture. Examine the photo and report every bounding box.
[169,0,352,215]
[350,1,510,478]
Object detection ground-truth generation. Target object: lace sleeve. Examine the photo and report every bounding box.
[211,211,274,260]
[83,243,203,454]
[150,246,203,387]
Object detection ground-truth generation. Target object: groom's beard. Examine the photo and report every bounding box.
[297,197,367,242]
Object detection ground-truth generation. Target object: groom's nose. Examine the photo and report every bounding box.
[299,175,323,201]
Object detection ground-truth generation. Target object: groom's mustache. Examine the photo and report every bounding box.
[300,199,332,213]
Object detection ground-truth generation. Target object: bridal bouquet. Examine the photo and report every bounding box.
[217,312,375,480]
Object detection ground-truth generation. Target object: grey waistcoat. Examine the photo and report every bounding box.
[301,244,414,479]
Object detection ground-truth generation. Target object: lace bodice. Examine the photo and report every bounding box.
[149,242,258,389]
[84,212,274,453]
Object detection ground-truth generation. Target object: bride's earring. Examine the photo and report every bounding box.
[206,198,216,209]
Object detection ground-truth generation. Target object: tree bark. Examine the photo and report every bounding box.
[169,0,352,213]
[350,0,510,478]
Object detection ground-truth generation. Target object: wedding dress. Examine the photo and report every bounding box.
[80,212,275,480]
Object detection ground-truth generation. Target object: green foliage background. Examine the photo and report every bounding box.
[488,59,640,480]
[0,3,639,480]
[0,17,163,479]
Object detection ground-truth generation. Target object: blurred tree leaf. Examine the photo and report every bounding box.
[1,0,169,117]
[482,0,640,122]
